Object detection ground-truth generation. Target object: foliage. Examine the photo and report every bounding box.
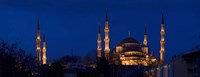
[0,41,35,77]
[42,61,64,77]
[96,57,111,77]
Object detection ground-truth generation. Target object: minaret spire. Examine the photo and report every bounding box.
[160,12,166,64]
[144,24,147,35]
[142,24,148,54]
[42,34,47,65]
[162,12,164,24]
[105,8,108,21]
[143,24,147,46]
[37,18,40,30]
[98,24,101,33]
[36,18,41,65]
[97,24,102,59]
[104,8,110,60]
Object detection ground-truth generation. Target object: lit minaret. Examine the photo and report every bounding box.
[36,19,41,65]
[42,35,47,65]
[142,25,148,54]
[97,25,102,59]
[160,13,166,64]
[104,9,110,60]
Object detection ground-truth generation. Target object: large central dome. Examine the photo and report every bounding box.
[120,37,139,44]
[119,37,141,51]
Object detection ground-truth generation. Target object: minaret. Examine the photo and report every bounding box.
[42,35,47,65]
[104,9,110,60]
[97,25,102,59]
[36,19,41,65]
[142,25,148,54]
[160,13,166,64]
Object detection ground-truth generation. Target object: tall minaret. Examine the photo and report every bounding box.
[160,13,166,64]
[97,25,102,59]
[36,19,41,65]
[142,25,148,54]
[104,9,110,60]
[42,35,47,65]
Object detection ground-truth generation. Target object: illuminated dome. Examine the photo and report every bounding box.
[112,36,158,66]
[119,37,141,52]
[120,37,139,44]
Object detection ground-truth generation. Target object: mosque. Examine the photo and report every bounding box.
[97,11,166,66]
[34,10,165,67]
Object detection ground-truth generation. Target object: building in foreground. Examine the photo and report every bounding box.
[144,48,200,77]
[170,49,200,77]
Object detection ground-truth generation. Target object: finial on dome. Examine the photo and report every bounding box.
[144,24,147,35]
[151,51,154,56]
[128,31,131,37]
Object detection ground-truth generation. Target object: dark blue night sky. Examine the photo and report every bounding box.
[0,0,200,62]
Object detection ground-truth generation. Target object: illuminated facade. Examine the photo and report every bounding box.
[36,19,41,65]
[111,30,157,66]
[42,35,47,65]
[97,11,166,66]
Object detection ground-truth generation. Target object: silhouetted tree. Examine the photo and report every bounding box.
[59,55,81,65]
[96,57,111,77]
[0,41,36,77]
[44,61,64,77]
